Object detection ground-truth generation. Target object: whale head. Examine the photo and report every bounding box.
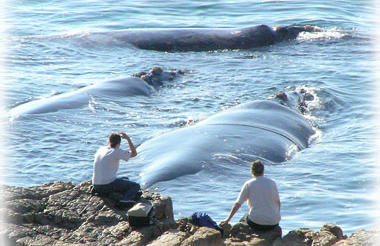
[133,67,186,88]
[274,26,306,41]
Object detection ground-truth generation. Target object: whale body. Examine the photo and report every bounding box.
[9,68,182,118]
[9,77,153,118]
[137,100,315,188]
[104,25,319,52]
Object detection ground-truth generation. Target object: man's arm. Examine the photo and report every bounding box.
[120,132,137,158]
[220,182,248,226]
[220,203,241,226]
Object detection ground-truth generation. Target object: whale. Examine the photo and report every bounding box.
[98,25,319,52]
[9,68,183,118]
[137,100,316,188]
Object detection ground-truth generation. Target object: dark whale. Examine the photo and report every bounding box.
[137,100,316,188]
[108,25,319,52]
[9,68,183,118]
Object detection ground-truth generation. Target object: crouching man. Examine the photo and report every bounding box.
[220,160,281,232]
[92,132,140,202]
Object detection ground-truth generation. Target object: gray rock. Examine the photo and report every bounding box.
[181,226,222,246]
[3,181,174,246]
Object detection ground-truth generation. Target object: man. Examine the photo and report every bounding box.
[220,160,281,231]
[92,132,140,202]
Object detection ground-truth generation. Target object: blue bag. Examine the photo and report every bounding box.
[191,212,223,234]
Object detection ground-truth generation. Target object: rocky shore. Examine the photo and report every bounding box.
[1,181,378,246]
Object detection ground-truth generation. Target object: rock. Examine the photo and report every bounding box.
[2,181,377,246]
[147,229,188,246]
[280,223,344,246]
[333,228,380,246]
[230,222,253,241]
[278,225,349,246]
[321,223,344,239]
[1,181,75,201]
[115,221,172,246]
[226,222,281,246]
[3,181,174,246]
[220,222,232,238]
[176,217,198,235]
[311,230,340,246]
[181,226,222,246]
[280,228,316,246]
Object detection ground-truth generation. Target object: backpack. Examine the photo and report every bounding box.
[191,212,223,234]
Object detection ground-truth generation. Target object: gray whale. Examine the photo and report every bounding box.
[107,25,319,52]
[137,100,316,188]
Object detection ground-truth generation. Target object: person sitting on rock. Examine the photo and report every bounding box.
[92,132,140,203]
[220,160,281,232]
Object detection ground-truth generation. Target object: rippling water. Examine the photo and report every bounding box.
[3,0,377,234]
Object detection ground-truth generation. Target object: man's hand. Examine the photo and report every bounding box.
[220,219,229,227]
[119,132,137,158]
[119,132,129,140]
[220,203,241,227]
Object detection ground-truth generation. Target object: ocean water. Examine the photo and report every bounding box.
[3,0,377,235]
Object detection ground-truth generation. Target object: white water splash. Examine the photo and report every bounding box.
[295,85,322,111]
[297,27,347,42]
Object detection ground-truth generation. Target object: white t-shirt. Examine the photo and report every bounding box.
[236,176,281,225]
[92,146,131,185]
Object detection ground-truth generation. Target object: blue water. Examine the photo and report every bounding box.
[4,0,377,235]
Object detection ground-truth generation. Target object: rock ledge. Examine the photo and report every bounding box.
[1,182,378,246]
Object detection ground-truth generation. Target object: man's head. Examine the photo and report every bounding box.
[109,133,121,148]
[250,160,264,177]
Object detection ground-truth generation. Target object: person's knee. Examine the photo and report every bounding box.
[123,181,140,191]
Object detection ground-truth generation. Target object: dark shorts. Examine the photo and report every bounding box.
[241,214,279,232]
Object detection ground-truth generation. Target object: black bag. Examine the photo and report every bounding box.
[127,202,154,227]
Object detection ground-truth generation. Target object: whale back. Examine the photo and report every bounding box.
[203,100,315,149]
[88,77,153,96]
[137,100,315,187]
[9,77,153,118]
[112,25,278,51]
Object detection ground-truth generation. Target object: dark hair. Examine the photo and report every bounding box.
[250,160,264,176]
[109,133,121,148]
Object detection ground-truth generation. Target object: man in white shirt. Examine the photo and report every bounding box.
[220,160,281,231]
[92,132,139,202]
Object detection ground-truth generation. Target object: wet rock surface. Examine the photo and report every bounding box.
[1,181,378,245]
